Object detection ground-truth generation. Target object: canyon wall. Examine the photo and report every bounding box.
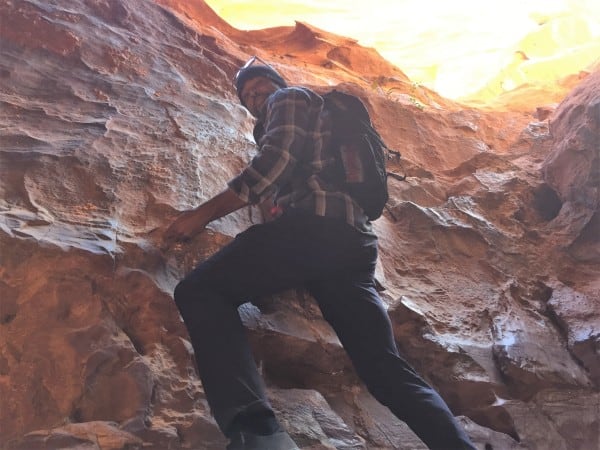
[1,1,598,449]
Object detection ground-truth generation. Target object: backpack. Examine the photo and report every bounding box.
[322,90,401,221]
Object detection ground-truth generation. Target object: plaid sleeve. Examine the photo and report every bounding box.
[228,88,312,204]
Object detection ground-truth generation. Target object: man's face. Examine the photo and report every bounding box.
[240,76,279,117]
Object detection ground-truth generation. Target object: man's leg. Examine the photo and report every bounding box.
[174,280,280,437]
[173,221,301,437]
[308,274,476,450]
[172,212,373,440]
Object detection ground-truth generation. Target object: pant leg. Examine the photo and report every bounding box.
[173,212,376,435]
[174,280,273,435]
[308,274,476,450]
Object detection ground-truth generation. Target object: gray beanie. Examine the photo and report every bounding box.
[235,65,287,105]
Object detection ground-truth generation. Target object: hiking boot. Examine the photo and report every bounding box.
[226,430,299,450]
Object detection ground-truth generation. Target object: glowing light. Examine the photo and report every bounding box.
[205,0,600,101]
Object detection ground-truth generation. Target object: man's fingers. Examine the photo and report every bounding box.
[161,229,194,251]
[161,212,202,251]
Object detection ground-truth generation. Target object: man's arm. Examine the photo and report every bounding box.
[163,188,247,243]
[228,88,311,205]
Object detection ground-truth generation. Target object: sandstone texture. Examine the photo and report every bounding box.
[1,1,598,449]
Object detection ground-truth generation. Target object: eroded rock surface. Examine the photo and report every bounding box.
[1,1,598,449]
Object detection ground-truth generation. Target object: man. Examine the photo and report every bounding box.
[164,57,476,450]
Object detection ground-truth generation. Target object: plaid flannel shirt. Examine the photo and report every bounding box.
[228,87,372,232]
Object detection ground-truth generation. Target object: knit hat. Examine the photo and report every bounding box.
[235,65,287,105]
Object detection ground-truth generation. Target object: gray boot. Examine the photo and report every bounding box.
[226,430,299,450]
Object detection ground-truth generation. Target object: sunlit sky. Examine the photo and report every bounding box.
[205,0,600,100]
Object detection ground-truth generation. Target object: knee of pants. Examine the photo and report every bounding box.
[173,278,193,309]
[173,277,212,315]
[173,277,231,319]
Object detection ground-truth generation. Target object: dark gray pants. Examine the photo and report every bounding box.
[173,210,475,450]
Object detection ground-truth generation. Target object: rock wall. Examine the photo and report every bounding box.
[1,1,598,449]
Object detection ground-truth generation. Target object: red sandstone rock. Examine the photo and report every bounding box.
[0,1,598,449]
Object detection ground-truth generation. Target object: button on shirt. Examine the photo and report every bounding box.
[228,87,372,233]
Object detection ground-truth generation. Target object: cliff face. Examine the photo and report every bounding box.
[0,1,598,449]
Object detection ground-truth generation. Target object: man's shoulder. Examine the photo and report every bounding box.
[269,86,323,106]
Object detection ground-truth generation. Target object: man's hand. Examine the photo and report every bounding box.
[163,206,212,245]
[161,188,248,249]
